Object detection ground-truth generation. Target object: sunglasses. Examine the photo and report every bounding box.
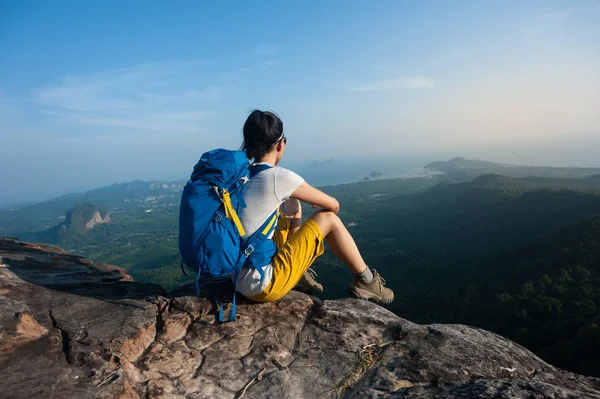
[273,135,287,146]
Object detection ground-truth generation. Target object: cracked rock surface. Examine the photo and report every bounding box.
[1,237,599,399]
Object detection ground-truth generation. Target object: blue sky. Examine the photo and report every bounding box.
[1,0,599,203]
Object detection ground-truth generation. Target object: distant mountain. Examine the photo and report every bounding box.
[25,203,112,245]
[0,179,185,236]
[63,203,111,234]
[7,157,599,237]
[429,173,600,198]
[426,157,600,181]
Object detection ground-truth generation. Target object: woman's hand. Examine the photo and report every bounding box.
[292,182,340,214]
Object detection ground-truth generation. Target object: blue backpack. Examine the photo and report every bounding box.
[178,149,279,322]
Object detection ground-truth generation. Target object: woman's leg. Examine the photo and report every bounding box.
[249,208,393,303]
[310,210,394,303]
[310,210,367,274]
[281,203,367,275]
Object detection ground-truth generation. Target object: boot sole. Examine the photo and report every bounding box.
[348,286,393,304]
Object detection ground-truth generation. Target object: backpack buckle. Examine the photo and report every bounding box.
[244,245,254,256]
[239,176,249,185]
[213,212,223,222]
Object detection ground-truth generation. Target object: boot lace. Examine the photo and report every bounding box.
[305,268,318,283]
[372,270,387,288]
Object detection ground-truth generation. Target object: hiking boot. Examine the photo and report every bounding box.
[294,268,324,295]
[348,269,394,304]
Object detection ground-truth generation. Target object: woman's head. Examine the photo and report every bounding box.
[242,110,286,162]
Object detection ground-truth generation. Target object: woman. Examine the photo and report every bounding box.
[236,110,394,304]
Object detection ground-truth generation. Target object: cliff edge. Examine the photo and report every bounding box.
[1,237,599,398]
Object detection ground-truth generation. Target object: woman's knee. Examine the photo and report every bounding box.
[310,210,340,234]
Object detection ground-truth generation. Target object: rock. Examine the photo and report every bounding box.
[63,203,111,233]
[1,237,599,398]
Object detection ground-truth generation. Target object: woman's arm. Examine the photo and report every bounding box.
[291,182,340,214]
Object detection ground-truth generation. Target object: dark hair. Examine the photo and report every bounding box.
[241,110,283,161]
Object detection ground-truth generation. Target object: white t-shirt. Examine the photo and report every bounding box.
[235,164,304,297]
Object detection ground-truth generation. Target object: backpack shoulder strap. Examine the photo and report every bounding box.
[220,189,246,236]
[250,162,273,178]
[244,163,280,259]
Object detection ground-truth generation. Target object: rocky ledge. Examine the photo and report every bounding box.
[1,237,599,399]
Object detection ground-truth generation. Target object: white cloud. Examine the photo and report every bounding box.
[347,76,435,92]
[533,7,578,22]
[524,2,596,40]
[33,61,234,133]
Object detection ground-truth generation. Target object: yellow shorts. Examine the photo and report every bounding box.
[248,217,325,302]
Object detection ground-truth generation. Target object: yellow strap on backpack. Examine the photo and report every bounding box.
[221,189,246,236]
[261,210,280,236]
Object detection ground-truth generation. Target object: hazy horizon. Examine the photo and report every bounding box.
[3,151,600,206]
[2,1,599,204]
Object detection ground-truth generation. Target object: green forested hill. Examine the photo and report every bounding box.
[426,157,600,181]
[423,216,600,376]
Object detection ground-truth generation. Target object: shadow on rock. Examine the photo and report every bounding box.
[0,236,165,302]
